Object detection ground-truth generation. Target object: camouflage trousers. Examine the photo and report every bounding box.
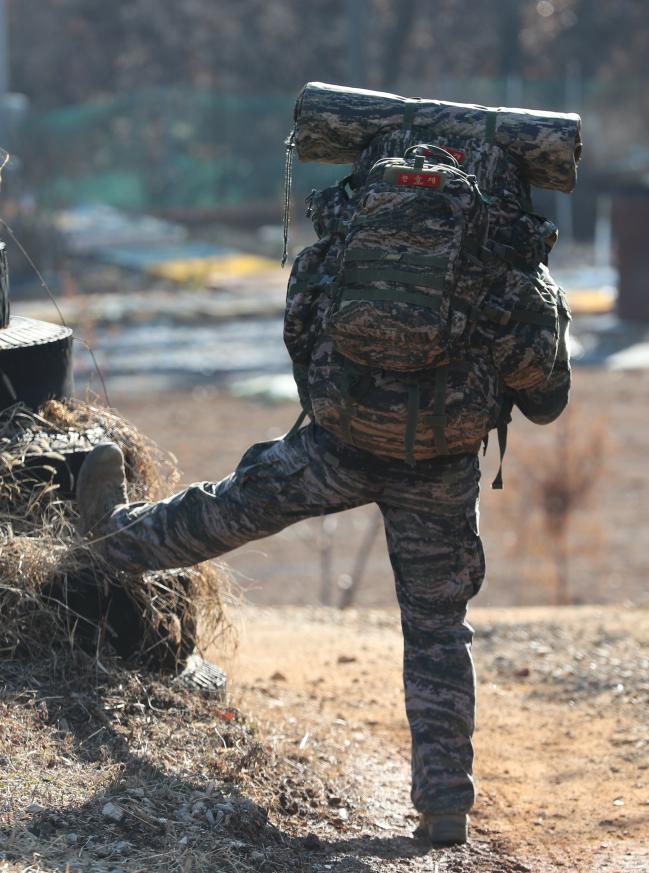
[105,422,485,815]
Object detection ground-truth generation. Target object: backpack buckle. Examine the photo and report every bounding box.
[481,303,512,326]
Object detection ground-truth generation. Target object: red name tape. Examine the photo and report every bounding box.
[397,172,442,188]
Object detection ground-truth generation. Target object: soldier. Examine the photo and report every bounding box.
[78,83,577,846]
[76,352,569,847]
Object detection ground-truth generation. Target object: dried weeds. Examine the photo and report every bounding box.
[0,399,229,666]
[498,406,609,604]
[0,656,349,873]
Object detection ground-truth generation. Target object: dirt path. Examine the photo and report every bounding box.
[215,605,649,872]
[2,605,646,872]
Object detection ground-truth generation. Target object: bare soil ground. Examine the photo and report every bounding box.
[3,362,647,870]
[224,605,649,872]
[1,605,647,872]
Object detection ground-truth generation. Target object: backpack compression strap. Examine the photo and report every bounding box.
[491,398,513,490]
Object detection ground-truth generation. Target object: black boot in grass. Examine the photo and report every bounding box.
[76,442,128,538]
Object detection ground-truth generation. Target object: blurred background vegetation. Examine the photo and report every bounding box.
[3,0,648,219]
[1,0,648,609]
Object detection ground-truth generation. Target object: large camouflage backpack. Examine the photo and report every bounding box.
[343,134,572,390]
[284,149,505,470]
[324,144,490,372]
[283,84,578,477]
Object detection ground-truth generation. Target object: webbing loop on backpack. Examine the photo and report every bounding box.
[338,358,365,443]
[449,294,483,322]
[483,239,530,271]
[340,288,446,313]
[480,301,558,330]
[509,308,558,328]
[344,248,448,271]
[404,381,420,467]
[484,109,499,144]
[401,99,421,131]
[404,364,452,464]
[342,267,447,291]
[431,364,449,455]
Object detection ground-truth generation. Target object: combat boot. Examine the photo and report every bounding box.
[76,442,129,537]
[414,812,468,846]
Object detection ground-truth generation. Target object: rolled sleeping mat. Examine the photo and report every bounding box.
[293,82,582,193]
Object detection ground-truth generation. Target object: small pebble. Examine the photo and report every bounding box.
[101,802,124,823]
[303,832,322,851]
[27,803,47,814]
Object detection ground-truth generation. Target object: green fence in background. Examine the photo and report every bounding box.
[17,88,344,213]
[13,78,644,215]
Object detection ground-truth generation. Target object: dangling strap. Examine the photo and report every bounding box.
[404,382,420,467]
[0,371,16,402]
[491,400,513,490]
[283,408,308,440]
[430,365,449,455]
[281,124,297,267]
[338,358,362,444]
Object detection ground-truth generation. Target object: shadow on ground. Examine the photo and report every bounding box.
[1,656,532,873]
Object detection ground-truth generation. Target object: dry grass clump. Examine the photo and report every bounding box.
[0,399,228,667]
[0,656,345,873]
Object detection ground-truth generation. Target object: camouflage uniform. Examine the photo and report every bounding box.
[97,84,576,818]
[99,351,568,816]
[102,422,481,814]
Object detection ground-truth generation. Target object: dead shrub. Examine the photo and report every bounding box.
[0,399,230,666]
[502,406,608,604]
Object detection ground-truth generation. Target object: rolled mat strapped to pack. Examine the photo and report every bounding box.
[293,82,582,193]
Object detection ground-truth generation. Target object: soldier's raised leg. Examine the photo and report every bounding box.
[77,424,382,573]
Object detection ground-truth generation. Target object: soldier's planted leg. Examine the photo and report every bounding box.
[77,424,379,573]
[379,455,485,845]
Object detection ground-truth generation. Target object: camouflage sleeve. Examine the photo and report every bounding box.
[292,362,312,414]
[513,360,571,424]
